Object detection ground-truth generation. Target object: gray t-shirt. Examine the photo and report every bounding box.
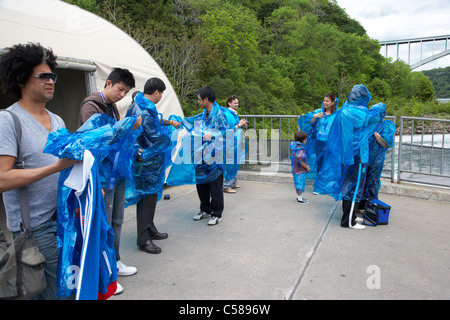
[0,103,65,232]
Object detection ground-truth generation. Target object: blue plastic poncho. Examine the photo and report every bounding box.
[44,113,142,188]
[54,151,117,299]
[290,141,308,193]
[124,93,171,206]
[223,109,246,182]
[361,119,395,200]
[313,85,387,202]
[298,97,338,178]
[166,101,244,186]
[44,114,142,299]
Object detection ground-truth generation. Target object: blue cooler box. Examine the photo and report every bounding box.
[363,198,391,226]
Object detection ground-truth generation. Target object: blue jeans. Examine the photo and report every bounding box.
[13,219,58,300]
[103,179,126,261]
[223,176,237,189]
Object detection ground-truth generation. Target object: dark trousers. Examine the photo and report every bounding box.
[136,193,158,247]
[341,199,367,227]
[196,173,224,218]
[341,199,358,227]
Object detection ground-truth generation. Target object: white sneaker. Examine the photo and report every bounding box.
[208,216,222,225]
[193,211,210,221]
[296,198,309,205]
[117,260,137,276]
[312,191,319,195]
[350,223,365,230]
[355,217,364,224]
[114,282,123,295]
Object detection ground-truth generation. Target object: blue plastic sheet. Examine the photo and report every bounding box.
[298,97,338,178]
[124,92,171,206]
[290,141,308,193]
[44,112,141,299]
[166,101,244,186]
[312,84,388,202]
[54,166,79,298]
[44,113,142,188]
[223,110,246,182]
[55,153,117,299]
[361,119,396,200]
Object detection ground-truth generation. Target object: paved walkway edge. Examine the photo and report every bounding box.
[237,170,450,202]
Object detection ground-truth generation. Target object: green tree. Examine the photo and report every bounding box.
[63,0,444,118]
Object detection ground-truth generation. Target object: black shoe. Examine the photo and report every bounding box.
[139,240,161,254]
[149,232,168,240]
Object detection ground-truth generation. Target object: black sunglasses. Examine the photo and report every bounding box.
[33,72,57,83]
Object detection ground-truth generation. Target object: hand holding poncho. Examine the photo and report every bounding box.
[44,113,142,188]
[166,101,244,186]
[44,115,142,299]
[124,92,171,206]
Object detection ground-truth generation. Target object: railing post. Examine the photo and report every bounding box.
[397,117,404,183]
[391,116,396,183]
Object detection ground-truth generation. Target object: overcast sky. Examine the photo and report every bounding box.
[336,0,450,70]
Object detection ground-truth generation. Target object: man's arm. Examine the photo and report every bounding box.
[373,132,389,148]
[0,155,77,193]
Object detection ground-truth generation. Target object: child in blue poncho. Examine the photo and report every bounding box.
[290,131,311,204]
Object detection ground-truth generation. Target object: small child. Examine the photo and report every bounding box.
[290,131,310,204]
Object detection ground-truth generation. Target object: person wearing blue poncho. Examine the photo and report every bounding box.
[298,93,338,181]
[313,84,387,230]
[166,87,239,226]
[358,119,396,209]
[194,87,234,225]
[223,95,248,194]
[290,131,311,205]
[125,78,177,254]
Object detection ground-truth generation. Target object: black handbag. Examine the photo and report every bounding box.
[0,110,47,300]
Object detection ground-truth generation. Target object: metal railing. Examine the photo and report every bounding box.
[239,114,450,187]
[397,117,450,187]
[239,115,300,173]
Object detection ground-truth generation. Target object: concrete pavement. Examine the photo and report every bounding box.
[1,172,449,300]
[108,174,450,300]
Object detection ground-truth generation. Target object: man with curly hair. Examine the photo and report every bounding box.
[0,42,77,299]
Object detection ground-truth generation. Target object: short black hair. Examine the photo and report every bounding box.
[144,77,166,95]
[295,130,308,143]
[0,42,57,99]
[106,67,135,88]
[198,86,216,103]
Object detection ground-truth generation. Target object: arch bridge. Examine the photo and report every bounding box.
[379,35,450,70]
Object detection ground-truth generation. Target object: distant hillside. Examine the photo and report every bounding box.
[422,66,450,98]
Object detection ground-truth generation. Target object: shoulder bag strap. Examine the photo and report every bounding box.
[0,110,31,231]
